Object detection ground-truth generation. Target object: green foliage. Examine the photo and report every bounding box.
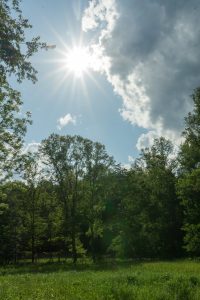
[179,88,200,172]
[142,140,182,258]
[0,0,46,179]
[0,181,27,263]
[177,168,200,255]
[40,134,116,263]
[0,0,47,83]
[1,260,200,299]
[111,138,182,259]
[0,79,31,179]
[177,88,200,255]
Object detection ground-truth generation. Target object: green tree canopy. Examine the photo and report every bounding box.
[0,0,46,180]
[179,88,200,172]
[177,88,200,255]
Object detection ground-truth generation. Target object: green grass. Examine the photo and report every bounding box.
[1,260,200,299]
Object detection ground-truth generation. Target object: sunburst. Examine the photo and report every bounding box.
[64,46,91,78]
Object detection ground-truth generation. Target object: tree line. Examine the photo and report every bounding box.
[1,88,200,264]
[1,0,200,264]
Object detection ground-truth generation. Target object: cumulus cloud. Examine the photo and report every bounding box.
[82,0,118,32]
[82,0,200,148]
[57,113,77,130]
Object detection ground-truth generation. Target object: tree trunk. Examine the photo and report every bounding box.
[71,227,77,264]
[71,194,77,264]
[31,188,36,263]
[91,225,96,263]
[14,226,17,264]
[71,173,78,264]
[31,231,35,263]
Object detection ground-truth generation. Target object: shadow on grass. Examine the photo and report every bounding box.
[0,259,142,276]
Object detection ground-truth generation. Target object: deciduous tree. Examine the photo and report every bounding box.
[0,0,46,179]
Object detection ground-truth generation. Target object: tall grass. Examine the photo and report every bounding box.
[0,260,200,299]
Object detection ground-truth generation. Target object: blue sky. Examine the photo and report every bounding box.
[15,0,144,165]
[13,0,200,165]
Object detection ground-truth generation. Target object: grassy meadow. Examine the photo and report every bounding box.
[1,260,200,299]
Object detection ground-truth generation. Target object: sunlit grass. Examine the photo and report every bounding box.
[1,260,200,299]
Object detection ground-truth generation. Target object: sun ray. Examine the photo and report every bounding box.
[86,71,106,95]
[32,23,103,107]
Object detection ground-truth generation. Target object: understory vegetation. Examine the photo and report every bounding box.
[1,260,200,299]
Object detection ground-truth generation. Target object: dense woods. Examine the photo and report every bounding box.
[1,0,200,265]
[1,87,200,264]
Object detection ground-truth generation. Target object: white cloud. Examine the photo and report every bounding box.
[57,113,77,130]
[82,0,200,148]
[82,0,118,32]
[23,142,40,153]
[128,155,135,163]
[122,155,135,170]
[122,163,131,170]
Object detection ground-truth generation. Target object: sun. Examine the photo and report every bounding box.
[65,46,91,78]
[47,37,103,94]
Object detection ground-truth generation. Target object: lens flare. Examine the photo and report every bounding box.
[65,46,91,77]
